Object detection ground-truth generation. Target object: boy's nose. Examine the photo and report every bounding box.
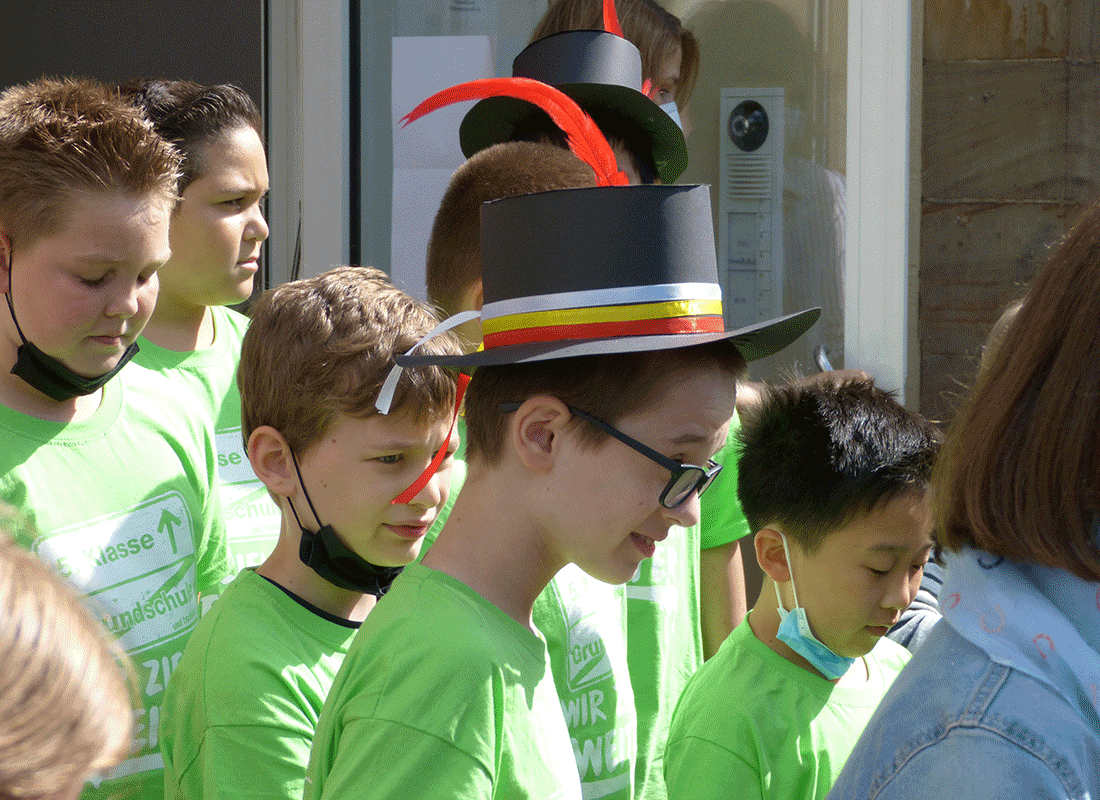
[660,490,701,529]
[882,569,920,612]
[105,282,142,318]
[246,204,269,242]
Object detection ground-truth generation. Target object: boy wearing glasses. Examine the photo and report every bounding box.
[304,182,818,799]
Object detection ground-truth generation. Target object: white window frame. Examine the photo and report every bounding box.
[845,0,921,405]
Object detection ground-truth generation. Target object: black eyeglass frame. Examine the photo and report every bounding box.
[499,401,722,508]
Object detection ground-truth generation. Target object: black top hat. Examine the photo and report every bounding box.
[398,184,819,369]
[459,30,688,184]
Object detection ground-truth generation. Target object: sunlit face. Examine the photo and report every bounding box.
[779,491,934,658]
[550,365,737,584]
[293,408,457,567]
[1,190,170,378]
[160,125,269,311]
[647,45,683,107]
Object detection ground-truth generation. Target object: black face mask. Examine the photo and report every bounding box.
[5,256,138,402]
[288,450,404,597]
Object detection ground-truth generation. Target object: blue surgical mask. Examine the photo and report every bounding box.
[659,100,683,131]
[773,531,856,680]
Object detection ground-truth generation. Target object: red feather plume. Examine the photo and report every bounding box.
[603,0,625,38]
[399,77,628,186]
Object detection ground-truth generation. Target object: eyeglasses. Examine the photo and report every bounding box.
[499,402,722,508]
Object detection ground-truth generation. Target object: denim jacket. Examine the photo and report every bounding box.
[827,620,1100,800]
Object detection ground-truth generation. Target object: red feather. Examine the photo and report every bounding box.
[399,77,628,186]
[603,0,625,38]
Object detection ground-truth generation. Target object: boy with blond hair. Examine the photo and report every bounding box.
[664,379,940,800]
[0,75,230,800]
[159,265,463,799]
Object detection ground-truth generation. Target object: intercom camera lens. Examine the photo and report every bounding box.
[728,100,769,152]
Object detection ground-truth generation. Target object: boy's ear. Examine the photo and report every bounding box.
[459,278,484,313]
[755,526,792,583]
[247,426,297,497]
[508,394,570,474]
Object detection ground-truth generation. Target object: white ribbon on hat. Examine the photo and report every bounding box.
[374,310,481,415]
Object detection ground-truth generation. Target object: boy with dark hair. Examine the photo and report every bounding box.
[304,176,819,799]
[664,378,940,800]
[159,265,463,799]
[121,78,278,579]
[0,76,231,799]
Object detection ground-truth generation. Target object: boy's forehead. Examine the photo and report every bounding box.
[824,491,935,554]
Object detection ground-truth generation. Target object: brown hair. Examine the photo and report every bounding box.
[935,200,1100,581]
[425,142,596,317]
[0,503,134,800]
[975,294,1025,382]
[119,78,262,193]
[0,76,182,249]
[532,0,700,106]
[463,341,745,465]
[239,266,461,455]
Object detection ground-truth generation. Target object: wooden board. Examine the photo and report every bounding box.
[923,61,1068,201]
[918,201,1081,420]
[1067,61,1100,201]
[924,0,1069,61]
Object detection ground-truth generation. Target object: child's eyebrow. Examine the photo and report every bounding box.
[670,432,710,445]
[867,542,934,554]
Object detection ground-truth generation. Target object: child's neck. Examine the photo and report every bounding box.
[748,579,869,686]
[141,296,214,351]
[257,521,376,623]
[0,346,102,422]
[421,467,560,631]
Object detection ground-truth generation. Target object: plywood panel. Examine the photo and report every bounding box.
[918,201,1079,421]
[923,61,1067,201]
[1068,62,1100,202]
[925,0,1068,61]
[1069,0,1100,59]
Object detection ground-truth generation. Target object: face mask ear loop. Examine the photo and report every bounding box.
[3,245,31,347]
[773,531,801,612]
[287,448,326,532]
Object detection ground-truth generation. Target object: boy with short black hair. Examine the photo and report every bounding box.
[159,265,463,799]
[304,176,819,799]
[663,378,941,800]
[0,75,231,800]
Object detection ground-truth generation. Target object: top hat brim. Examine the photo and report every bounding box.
[396,307,821,369]
[458,83,688,184]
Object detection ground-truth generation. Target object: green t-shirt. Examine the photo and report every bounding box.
[305,564,582,800]
[0,367,232,800]
[663,616,911,800]
[135,305,281,582]
[698,414,751,549]
[534,564,636,800]
[160,568,359,799]
[424,422,634,797]
[629,417,749,800]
